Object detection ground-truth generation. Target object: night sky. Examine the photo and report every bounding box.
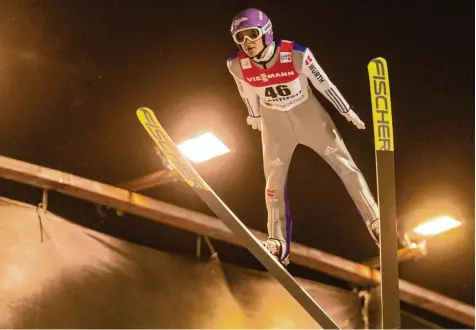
[0,0,474,326]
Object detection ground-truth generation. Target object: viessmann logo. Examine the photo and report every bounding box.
[246,71,295,83]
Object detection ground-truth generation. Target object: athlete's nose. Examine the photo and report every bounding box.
[244,38,255,46]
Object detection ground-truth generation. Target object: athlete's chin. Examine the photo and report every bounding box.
[244,49,259,57]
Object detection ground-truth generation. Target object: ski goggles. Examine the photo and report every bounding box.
[233,27,263,44]
[232,21,272,45]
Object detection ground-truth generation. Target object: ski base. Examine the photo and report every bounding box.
[136,106,340,329]
[368,57,401,329]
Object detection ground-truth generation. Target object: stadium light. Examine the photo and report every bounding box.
[177,132,230,163]
[412,216,462,236]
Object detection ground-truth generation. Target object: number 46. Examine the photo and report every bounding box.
[264,85,291,98]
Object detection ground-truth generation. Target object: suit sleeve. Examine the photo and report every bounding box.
[227,59,261,118]
[300,47,351,114]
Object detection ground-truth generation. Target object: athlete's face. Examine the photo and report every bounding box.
[242,37,264,58]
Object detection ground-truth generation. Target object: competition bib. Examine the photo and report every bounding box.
[238,40,307,111]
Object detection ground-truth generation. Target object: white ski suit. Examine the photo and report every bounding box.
[227,40,380,260]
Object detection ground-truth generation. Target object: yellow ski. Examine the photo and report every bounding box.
[136,106,340,329]
[368,57,401,329]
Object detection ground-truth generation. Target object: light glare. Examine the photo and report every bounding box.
[177,132,229,163]
[413,216,462,236]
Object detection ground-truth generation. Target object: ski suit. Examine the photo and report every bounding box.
[227,40,379,260]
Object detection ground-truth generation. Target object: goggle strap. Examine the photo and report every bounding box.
[262,21,272,33]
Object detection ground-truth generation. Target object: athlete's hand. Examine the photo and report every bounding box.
[343,110,365,130]
[247,116,262,131]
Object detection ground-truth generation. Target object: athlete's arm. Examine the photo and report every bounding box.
[227,59,261,118]
[298,46,351,115]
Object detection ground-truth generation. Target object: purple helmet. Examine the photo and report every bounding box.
[230,8,273,46]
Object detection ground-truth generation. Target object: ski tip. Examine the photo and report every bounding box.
[136,107,156,121]
[368,57,387,67]
[136,107,152,114]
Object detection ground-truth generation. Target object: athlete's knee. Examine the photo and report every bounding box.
[328,153,360,177]
[340,166,365,186]
[265,163,287,185]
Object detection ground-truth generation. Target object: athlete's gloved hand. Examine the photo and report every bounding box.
[343,110,365,129]
[247,116,262,131]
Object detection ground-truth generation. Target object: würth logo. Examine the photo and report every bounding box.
[305,55,312,65]
[267,189,276,197]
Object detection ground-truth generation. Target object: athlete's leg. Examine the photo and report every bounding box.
[260,106,298,261]
[288,96,380,244]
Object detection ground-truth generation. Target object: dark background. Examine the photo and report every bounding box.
[0,0,473,327]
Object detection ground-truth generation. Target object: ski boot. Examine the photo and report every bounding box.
[369,219,381,245]
[367,219,410,249]
[261,238,290,267]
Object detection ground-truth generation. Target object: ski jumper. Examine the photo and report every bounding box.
[227,40,380,260]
